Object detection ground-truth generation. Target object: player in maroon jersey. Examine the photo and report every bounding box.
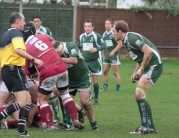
[23,22,84,131]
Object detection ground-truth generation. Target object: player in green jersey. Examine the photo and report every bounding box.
[53,40,99,131]
[113,20,163,135]
[101,19,122,92]
[33,16,53,37]
[77,19,106,105]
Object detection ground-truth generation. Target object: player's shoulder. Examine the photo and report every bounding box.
[93,31,102,37]
[79,33,85,37]
[127,32,143,39]
[66,42,77,49]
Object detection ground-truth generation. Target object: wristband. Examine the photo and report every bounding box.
[139,66,144,72]
[31,57,35,62]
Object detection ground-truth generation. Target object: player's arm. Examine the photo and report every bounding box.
[15,48,44,68]
[140,44,153,70]
[96,36,106,51]
[61,57,78,64]
[109,40,123,57]
[135,44,153,78]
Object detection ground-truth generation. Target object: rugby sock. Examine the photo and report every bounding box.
[77,106,84,114]
[63,107,72,126]
[18,105,30,133]
[49,95,60,122]
[116,84,120,91]
[7,119,18,128]
[145,100,156,129]
[136,99,147,127]
[90,121,98,128]
[40,104,54,127]
[58,96,65,122]
[64,100,78,122]
[60,92,78,122]
[103,84,108,90]
[93,85,99,100]
[0,102,20,119]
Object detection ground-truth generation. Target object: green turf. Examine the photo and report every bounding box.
[1,59,179,138]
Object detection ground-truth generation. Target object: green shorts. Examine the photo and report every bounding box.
[143,63,163,85]
[69,75,90,96]
[85,59,102,75]
[103,54,121,66]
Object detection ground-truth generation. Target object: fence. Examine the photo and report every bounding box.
[0,4,178,59]
[76,8,179,59]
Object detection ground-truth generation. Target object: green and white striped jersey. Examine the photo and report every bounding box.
[123,32,162,66]
[77,31,106,61]
[102,29,119,56]
[36,26,52,37]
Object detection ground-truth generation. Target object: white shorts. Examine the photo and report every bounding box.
[26,76,36,89]
[40,71,68,91]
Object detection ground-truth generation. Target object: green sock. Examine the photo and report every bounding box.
[93,85,99,100]
[136,99,147,127]
[145,100,156,129]
[90,121,98,128]
[103,84,108,90]
[63,107,72,126]
[49,95,60,121]
[116,84,120,91]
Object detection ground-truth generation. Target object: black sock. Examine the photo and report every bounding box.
[18,105,30,133]
[0,102,20,119]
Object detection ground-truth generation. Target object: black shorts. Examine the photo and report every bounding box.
[1,66,27,92]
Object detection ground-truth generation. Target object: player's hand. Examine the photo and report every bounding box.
[89,48,97,53]
[131,73,140,83]
[109,51,114,57]
[131,73,136,83]
[34,59,44,68]
[136,69,143,78]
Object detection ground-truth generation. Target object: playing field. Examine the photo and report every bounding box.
[1,59,179,138]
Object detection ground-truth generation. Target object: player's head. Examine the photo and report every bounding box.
[22,21,36,41]
[114,20,129,33]
[52,40,63,56]
[105,19,113,31]
[33,15,42,30]
[83,19,94,34]
[112,20,129,41]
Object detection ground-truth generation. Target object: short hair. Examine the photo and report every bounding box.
[114,20,129,33]
[32,15,41,21]
[84,19,94,27]
[105,19,113,25]
[9,12,22,24]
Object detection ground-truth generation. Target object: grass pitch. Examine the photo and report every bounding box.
[1,59,179,138]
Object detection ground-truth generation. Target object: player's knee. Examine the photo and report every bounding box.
[103,70,108,75]
[81,98,89,106]
[135,82,149,100]
[82,103,92,111]
[113,71,119,77]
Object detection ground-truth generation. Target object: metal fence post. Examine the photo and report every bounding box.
[73,6,77,43]
[19,2,23,13]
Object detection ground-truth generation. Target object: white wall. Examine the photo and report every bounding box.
[117,0,145,9]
